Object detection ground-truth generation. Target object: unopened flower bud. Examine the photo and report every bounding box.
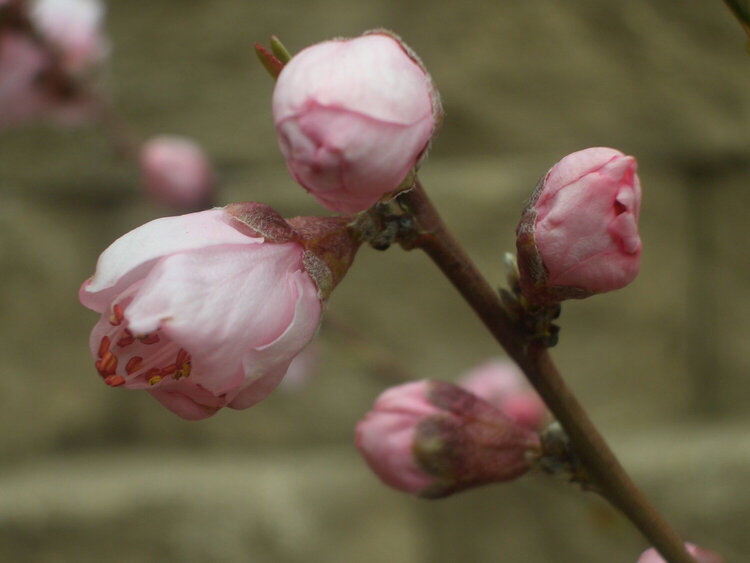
[458,359,547,430]
[140,135,215,210]
[516,147,642,306]
[355,380,541,498]
[79,205,360,420]
[272,31,440,213]
[637,543,724,563]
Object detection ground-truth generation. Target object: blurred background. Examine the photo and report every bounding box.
[1,0,750,561]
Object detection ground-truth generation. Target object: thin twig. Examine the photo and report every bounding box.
[398,180,695,563]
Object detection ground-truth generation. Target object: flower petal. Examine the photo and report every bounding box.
[124,242,319,395]
[80,209,261,313]
[229,269,322,409]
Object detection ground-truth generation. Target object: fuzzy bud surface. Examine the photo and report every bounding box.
[355,380,541,498]
[272,32,438,213]
[516,147,642,305]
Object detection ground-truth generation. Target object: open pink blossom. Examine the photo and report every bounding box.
[637,542,724,563]
[79,208,322,420]
[458,359,547,430]
[516,147,642,305]
[31,0,109,76]
[272,32,439,213]
[140,135,214,210]
[356,380,541,498]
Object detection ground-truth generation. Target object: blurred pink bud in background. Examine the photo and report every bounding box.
[79,208,322,420]
[0,32,54,128]
[516,147,642,305]
[637,542,724,563]
[140,135,215,210]
[0,0,106,129]
[31,0,109,75]
[355,380,541,498]
[458,359,547,430]
[273,32,439,213]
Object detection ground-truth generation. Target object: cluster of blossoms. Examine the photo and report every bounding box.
[0,1,215,209]
[0,0,107,128]
[75,27,718,562]
[80,31,440,418]
[78,27,645,473]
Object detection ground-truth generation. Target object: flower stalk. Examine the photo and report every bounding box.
[394,180,696,563]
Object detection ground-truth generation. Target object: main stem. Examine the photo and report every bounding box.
[400,181,695,563]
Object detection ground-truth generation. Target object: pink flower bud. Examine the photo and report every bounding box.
[355,380,541,498]
[458,359,547,430]
[31,0,109,76]
[79,207,325,420]
[516,147,642,306]
[637,543,724,563]
[140,136,215,210]
[272,32,440,213]
[0,32,55,128]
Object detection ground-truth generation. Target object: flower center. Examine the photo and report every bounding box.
[95,302,192,388]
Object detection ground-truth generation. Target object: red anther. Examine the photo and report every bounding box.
[96,351,118,376]
[117,329,135,347]
[144,367,161,379]
[161,363,177,377]
[126,356,143,375]
[104,375,126,387]
[137,333,160,345]
[176,349,190,365]
[98,336,111,358]
[109,304,125,326]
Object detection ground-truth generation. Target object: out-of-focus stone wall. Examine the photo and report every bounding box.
[1,1,749,561]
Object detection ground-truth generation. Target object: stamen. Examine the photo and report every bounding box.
[96,351,118,377]
[109,304,125,326]
[126,356,143,375]
[104,375,126,387]
[137,333,161,345]
[117,329,135,348]
[98,336,111,358]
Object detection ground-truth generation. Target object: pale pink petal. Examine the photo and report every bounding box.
[32,0,109,74]
[79,209,262,313]
[148,382,227,421]
[229,270,322,408]
[273,33,435,213]
[124,242,317,395]
[274,34,431,125]
[541,147,623,203]
[520,147,642,299]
